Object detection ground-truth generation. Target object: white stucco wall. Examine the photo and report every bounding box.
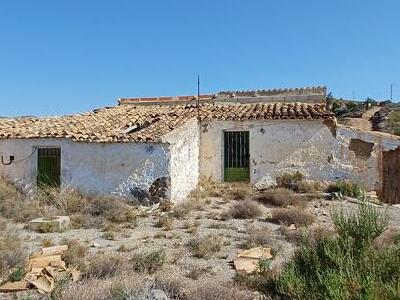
[0,138,170,198]
[199,120,400,191]
[163,118,200,201]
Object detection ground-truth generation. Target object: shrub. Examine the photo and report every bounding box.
[130,249,166,274]
[172,197,204,218]
[36,187,87,214]
[271,207,315,226]
[156,214,174,231]
[190,234,223,258]
[227,200,262,219]
[86,195,137,224]
[62,239,88,269]
[0,180,42,222]
[275,202,399,299]
[84,255,124,279]
[240,225,276,249]
[224,185,251,201]
[9,266,26,282]
[275,171,305,192]
[185,279,252,300]
[0,231,27,276]
[256,187,305,208]
[326,180,364,198]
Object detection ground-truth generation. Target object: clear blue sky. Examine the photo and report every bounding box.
[0,0,399,117]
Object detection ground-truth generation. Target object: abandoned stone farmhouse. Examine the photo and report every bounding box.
[0,86,400,203]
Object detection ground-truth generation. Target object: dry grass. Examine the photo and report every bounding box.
[0,179,42,222]
[189,234,223,258]
[0,231,28,276]
[36,186,88,214]
[156,214,174,231]
[0,217,7,231]
[240,224,277,249]
[62,239,88,269]
[84,255,125,279]
[130,249,166,274]
[172,197,205,219]
[185,279,252,300]
[256,187,306,208]
[227,200,262,219]
[271,207,315,226]
[223,184,251,201]
[41,238,55,247]
[86,195,137,224]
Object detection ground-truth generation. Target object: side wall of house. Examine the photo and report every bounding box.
[0,139,171,199]
[164,118,200,202]
[199,120,400,191]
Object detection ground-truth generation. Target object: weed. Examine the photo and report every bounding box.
[130,249,166,274]
[240,224,275,249]
[276,171,305,192]
[227,200,262,219]
[84,255,124,279]
[0,231,27,276]
[9,266,26,282]
[156,214,174,231]
[271,207,315,226]
[326,180,364,198]
[275,202,399,299]
[256,187,305,208]
[190,234,223,258]
[41,238,54,247]
[62,239,88,269]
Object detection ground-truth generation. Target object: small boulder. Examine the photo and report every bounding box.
[28,216,70,233]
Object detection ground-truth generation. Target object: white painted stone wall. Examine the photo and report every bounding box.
[163,118,200,201]
[0,138,170,198]
[199,120,400,191]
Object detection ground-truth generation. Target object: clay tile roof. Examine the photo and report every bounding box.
[0,102,334,143]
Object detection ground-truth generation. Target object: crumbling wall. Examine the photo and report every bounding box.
[0,138,171,200]
[163,118,200,202]
[199,120,400,191]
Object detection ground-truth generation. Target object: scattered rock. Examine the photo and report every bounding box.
[234,247,273,273]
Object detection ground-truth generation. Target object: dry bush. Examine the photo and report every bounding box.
[256,187,305,208]
[0,231,28,276]
[271,207,315,226]
[41,238,54,247]
[159,199,173,212]
[62,239,88,269]
[156,214,174,231]
[0,217,7,231]
[186,266,213,279]
[0,179,42,222]
[61,273,183,300]
[223,184,251,201]
[36,187,88,214]
[190,234,223,258]
[184,220,200,235]
[227,200,262,219]
[241,224,276,249]
[86,195,137,224]
[185,278,252,300]
[130,249,166,274]
[84,255,125,279]
[172,197,204,219]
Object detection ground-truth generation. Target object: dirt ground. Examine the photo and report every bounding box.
[1,188,400,299]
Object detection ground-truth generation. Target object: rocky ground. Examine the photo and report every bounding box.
[1,182,400,299]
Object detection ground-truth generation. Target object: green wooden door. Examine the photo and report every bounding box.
[224,131,250,182]
[37,148,61,187]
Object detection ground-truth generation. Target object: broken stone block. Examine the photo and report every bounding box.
[28,216,70,233]
[0,281,29,292]
[234,247,273,273]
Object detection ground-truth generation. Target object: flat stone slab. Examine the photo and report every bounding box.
[28,216,70,233]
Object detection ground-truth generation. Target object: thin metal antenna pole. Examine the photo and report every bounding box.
[391,84,393,101]
[197,75,200,120]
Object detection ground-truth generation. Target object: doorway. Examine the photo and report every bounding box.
[37,148,61,187]
[224,131,250,182]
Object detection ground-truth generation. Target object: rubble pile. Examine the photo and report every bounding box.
[0,245,80,294]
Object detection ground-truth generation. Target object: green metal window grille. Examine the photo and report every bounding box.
[224,131,250,182]
[37,148,61,187]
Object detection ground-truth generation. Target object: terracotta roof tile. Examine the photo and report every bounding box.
[0,103,333,143]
